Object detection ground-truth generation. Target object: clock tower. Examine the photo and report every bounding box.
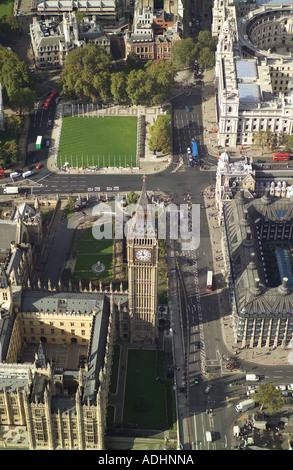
[127,176,159,343]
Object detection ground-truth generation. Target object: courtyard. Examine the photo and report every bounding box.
[71,226,114,282]
[108,347,176,432]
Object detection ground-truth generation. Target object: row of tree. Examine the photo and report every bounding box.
[0,46,36,115]
[0,115,23,169]
[252,130,293,153]
[171,31,217,70]
[59,44,177,106]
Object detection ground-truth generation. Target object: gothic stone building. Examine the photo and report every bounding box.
[0,179,160,449]
[0,282,119,450]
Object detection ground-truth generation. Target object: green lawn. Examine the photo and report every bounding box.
[57,116,138,168]
[78,228,113,254]
[123,349,168,429]
[0,0,13,18]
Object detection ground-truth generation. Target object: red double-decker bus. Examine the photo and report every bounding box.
[273,152,290,161]
[43,90,58,110]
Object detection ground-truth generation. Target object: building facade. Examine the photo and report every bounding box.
[30,13,110,69]
[124,6,181,61]
[0,280,118,449]
[36,0,119,23]
[222,190,293,348]
[127,177,159,343]
[212,1,293,148]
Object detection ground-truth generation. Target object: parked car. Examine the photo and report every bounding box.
[36,163,42,169]
[205,385,212,393]
[46,140,50,147]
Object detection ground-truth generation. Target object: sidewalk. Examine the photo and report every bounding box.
[202,186,292,367]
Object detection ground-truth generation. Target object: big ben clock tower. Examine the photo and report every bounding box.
[127,176,159,343]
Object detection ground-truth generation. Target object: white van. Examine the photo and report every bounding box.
[10,172,21,179]
[206,431,213,442]
[246,374,259,381]
[22,170,34,178]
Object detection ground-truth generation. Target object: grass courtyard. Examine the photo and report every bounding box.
[72,227,113,282]
[57,116,138,168]
[0,0,13,18]
[122,349,175,430]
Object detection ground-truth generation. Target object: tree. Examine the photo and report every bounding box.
[281,134,293,151]
[198,47,215,71]
[252,130,277,154]
[126,191,138,205]
[126,69,149,105]
[255,383,285,415]
[9,87,36,115]
[93,71,111,103]
[146,60,177,104]
[171,38,198,68]
[0,139,20,168]
[0,15,22,36]
[75,12,88,23]
[110,71,128,104]
[126,52,142,70]
[0,46,36,108]
[197,31,217,52]
[148,115,171,153]
[59,44,111,101]
[5,115,23,138]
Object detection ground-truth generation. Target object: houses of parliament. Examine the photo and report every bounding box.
[0,179,160,449]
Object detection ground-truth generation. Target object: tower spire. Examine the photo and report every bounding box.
[137,174,150,209]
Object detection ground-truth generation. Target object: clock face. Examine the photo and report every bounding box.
[135,248,152,262]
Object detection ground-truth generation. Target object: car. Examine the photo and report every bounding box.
[48,120,52,126]
[194,376,199,385]
[276,385,287,390]
[36,163,42,169]
[187,147,192,154]
[247,385,259,390]
[205,385,212,394]
[185,105,190,112]
[194,341,201,349]
[46,140,50,147]
[257,159,265,163]
[27,165,34,171]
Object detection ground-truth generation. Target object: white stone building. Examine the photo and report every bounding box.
[212,0,293,148]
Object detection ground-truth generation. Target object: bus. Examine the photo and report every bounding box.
[36,136,42,149]
[273,152,290,161]
[43,90,58,110]
[206,271,213,291]
[192,141,199,162]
